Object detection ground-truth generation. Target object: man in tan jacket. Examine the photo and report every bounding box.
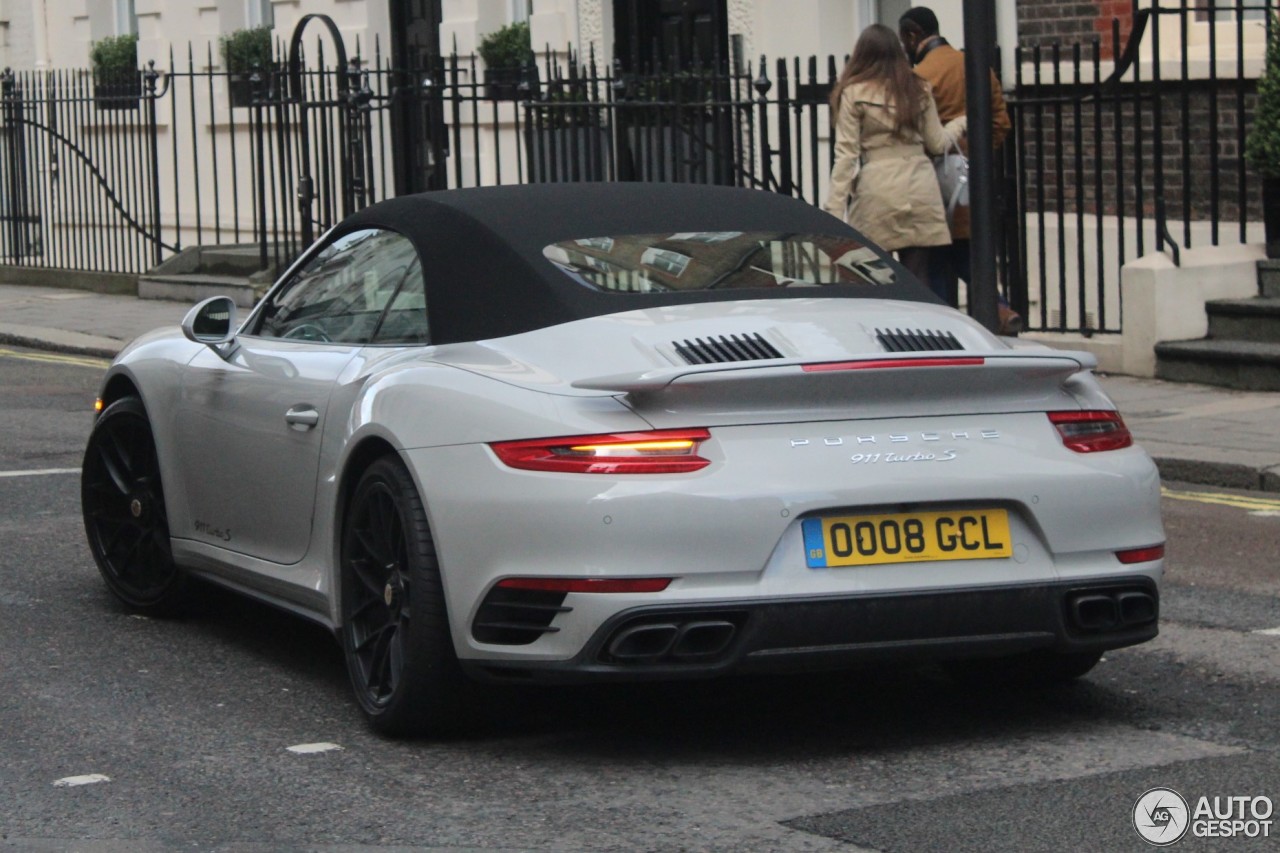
[899,7,1021,333]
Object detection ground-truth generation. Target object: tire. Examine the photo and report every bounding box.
[340,455,472,736]
[81,396,190,614]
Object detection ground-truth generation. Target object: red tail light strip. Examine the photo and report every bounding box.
[496,577,673,593]
[1048,410,1134,452]
[490,428,711,474]
[802,357,985,372]
[1115,545,1165,565]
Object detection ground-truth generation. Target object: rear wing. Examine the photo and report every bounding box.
[571,352,1108,426]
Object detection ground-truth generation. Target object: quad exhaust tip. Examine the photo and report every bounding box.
[1068,588,1157,633]
[606,620,738,663]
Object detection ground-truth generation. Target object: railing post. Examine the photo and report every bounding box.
[253,73,269,271]
[774,58,792,196]
[1,68,18,262]
[753,56,774,193]
[144,60,162,267]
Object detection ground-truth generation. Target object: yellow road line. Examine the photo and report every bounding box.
[0,347,109,370]
[1161,487,1280,512]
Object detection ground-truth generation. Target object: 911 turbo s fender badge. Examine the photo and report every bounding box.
[789,429,1001,448]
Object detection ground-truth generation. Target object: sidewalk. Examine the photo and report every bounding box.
[3,282,1279,492]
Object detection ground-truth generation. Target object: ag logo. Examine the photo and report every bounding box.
[1133,787,1190,846]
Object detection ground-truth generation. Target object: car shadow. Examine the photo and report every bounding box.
[478,665,1149,760]
[157,579,1157,756]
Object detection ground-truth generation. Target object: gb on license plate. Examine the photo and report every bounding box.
[801,509,1012,568]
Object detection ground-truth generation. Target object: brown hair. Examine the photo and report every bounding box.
[828,23,929,139]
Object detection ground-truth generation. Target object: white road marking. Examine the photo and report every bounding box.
[286,742,343,754]
[1253,627,1280,636]
[53,774,110,787]
[0,468,79,478]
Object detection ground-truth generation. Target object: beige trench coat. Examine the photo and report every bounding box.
[823,81,965,252]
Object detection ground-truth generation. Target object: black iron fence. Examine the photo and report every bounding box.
[0,2,1270,336]
[1008,1,1274,334]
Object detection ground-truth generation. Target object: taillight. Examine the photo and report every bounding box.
[496,577,673,593]
[1115,544,1165,564]
[1048,410,1133,452]
[490,428,711,474]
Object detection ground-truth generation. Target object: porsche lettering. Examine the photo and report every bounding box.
[790,430,1000,448]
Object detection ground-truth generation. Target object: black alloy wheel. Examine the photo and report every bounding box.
[340,455,470,736]
[81,396,189,613]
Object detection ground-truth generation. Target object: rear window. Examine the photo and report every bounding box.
[542,231,897,293]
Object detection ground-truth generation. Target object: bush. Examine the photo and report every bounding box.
[478,21,533,70]
[1247,15,1280,177]
[90,33,138,82]
[220,26,274,74]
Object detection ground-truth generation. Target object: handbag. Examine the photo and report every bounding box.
[933,140,969,220]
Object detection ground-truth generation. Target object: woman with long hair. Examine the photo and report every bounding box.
[823,23,966,283]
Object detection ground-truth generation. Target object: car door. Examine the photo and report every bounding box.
[174,228,423,564]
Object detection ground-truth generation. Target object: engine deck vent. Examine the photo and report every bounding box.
[876,328,964,353]
[674,333,784,365]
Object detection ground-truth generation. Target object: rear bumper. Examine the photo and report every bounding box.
[462,576,1158,684]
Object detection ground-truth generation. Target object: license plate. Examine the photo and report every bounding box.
[802,509,1012,568]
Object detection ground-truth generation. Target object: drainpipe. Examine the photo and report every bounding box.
[34,0,52,69]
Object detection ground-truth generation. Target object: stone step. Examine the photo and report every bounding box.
[1258,259,1280,298]
[1205,297,1280,343]
[138,273,259,308]
[1154,338,1280,391]
[197,245,269,277]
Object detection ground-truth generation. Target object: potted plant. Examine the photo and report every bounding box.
[1247,14,1280,258]
[221,26,274,107]
[477,20,534,100]
[90,33,140,110]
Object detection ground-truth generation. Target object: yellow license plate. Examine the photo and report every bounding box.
[802,509,1012,568]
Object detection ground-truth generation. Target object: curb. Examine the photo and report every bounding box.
[1151,457,1280,493]
[0,330,120,360]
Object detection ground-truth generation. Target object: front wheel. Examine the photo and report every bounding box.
[81,396,189,614]
[340,456,472,736]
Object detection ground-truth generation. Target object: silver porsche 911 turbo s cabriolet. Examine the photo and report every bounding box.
[81,183,1164,736]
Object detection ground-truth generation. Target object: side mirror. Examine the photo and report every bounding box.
[182,296,238,358]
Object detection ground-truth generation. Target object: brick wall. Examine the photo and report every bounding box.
[1017,0,1136,59]
[1014,80,1261,226]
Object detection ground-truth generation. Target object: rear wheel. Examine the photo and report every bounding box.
[340,455,471,736]
[81,396,189,614]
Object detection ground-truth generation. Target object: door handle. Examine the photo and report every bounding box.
[285,405,320,429]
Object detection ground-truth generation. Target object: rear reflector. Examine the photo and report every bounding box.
[491,428,711,474]
[1048,410,1133,452]
[1115,544,1165,564]
[496,577,673,593]
[802,357,985,372]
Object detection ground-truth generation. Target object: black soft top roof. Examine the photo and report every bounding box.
[340,183,933,345]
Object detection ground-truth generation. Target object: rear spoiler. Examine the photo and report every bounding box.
[571,351,1098,394]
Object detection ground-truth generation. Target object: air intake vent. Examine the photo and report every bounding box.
[674,333,784,365]
[876,328,964,353]
[472,587,570,646]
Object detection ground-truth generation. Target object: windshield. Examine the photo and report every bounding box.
[542,231,898,293]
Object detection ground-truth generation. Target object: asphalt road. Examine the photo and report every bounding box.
[1,346,1278,852]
